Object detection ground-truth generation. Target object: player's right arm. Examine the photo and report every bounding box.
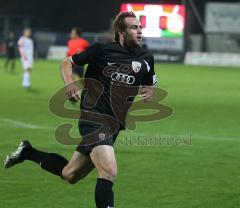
[60,57,80,101]
[18,37,27,60]
[60,43,101,101]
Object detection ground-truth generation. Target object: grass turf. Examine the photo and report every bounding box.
[0,59,240,208]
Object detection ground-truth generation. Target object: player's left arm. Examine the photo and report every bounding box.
[140,55,157,102]
[140,85,153,102]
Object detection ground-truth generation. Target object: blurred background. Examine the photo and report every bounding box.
[0,0,240,65]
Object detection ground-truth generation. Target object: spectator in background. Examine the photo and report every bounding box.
[18,28,34,89]
[67,27,89,78]
[4,32,16,72]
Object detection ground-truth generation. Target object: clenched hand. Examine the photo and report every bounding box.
[140,86,153,102]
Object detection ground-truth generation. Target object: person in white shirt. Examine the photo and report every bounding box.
[18,28,34,89]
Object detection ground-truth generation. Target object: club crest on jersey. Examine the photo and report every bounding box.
[99,133,105,141]
[132,61,141,73]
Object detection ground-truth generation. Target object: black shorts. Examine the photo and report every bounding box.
[76,121,120,155]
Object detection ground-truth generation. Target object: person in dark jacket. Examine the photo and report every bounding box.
[4,32,16,72]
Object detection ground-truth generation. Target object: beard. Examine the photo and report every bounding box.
[123,34,141,52]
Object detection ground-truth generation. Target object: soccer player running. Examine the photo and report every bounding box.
[18,28,34,89]
[67,27,89,78]
[4,12,156,208]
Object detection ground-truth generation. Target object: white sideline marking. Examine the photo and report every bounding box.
[0,118,239,141]
[0,118,53,130]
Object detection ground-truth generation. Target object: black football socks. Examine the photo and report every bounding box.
[95,178,114,208]
[24,147,68,177]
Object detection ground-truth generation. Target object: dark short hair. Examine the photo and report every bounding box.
[113,11,136,42]
[72,27,82,37]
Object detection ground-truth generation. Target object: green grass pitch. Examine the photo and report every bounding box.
[0,59,240,208]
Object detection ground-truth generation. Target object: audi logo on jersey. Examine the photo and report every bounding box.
[111,72,135,85]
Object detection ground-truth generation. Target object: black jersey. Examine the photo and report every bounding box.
[71,42,157,128]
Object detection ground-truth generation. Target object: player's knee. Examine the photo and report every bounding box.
[62,169,78,184]
[102,165,117,181]
[64,173,78,184]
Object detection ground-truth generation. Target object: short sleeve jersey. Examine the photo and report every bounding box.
[71,42,157,127]
[18,36,34,58]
